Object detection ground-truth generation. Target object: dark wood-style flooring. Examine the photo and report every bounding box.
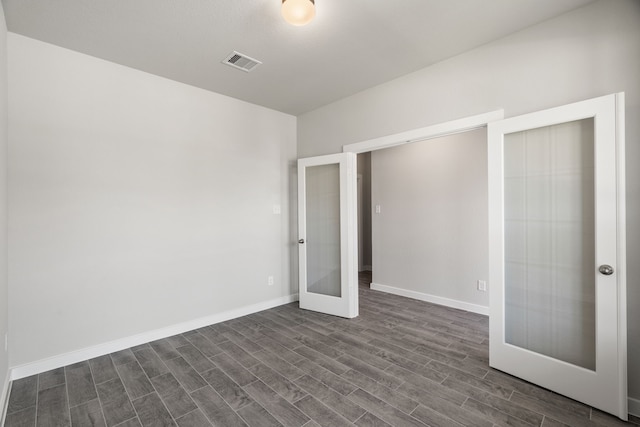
[4,272,638,427]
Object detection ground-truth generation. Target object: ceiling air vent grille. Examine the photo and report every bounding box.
[223,51,262,73]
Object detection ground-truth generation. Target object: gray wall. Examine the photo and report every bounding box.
[7,34,297,367]
[371,129,488,308]
[0,2,9,400]
[357,152,372,270]
[298,0,640,400]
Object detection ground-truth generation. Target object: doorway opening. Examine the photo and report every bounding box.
[356,127,489,313]
[346,110,504,311]
[357,152,372,289]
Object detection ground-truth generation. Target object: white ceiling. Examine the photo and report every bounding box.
[2,0,597,115]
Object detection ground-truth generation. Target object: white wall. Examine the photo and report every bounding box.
[371,129,488,309]
[0,0,9,407]
[7,34,297,368]
[298,0,640,401]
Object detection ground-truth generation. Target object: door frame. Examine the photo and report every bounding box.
[341,110,504,316]
[342,110,504,155]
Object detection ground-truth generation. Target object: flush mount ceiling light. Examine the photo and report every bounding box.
[281,0,315,26]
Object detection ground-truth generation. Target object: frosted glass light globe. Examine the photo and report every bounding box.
[282,0,316,26]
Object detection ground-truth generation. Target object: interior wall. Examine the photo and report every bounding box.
[0,1,9,401]
[371,129,488,308]
[297,0,640,401]
[357,152,372,270]
[7,34,297,367]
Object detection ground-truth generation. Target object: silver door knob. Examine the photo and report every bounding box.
[599,265,614,275]
[298,239,305,244]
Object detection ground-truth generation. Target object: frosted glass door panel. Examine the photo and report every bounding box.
[504,118,595,370]
[305,164,341,297]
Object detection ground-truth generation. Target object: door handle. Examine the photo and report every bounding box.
[599,265,614,275]
[298,239,305,244]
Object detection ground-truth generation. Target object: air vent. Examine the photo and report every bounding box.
[222,51,262,73]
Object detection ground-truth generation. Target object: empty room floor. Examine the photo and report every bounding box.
[3,284,638,427]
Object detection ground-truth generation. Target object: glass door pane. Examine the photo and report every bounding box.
[503,118,595,370]
[305,164,341,297]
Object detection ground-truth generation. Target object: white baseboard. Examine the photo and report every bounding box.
[629,396,640,417]
[10,293,299,381]
[370,282,489,316]
[1,370,10,427]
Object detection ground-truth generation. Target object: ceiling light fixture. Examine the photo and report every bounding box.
[281,0,315,26]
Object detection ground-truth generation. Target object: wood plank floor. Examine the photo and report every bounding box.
[4,273,638,427]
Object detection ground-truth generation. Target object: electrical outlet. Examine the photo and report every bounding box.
[477,280,487,292]
[268,276,274,286]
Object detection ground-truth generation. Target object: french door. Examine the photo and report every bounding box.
[488,93,627,419]
[297,152,358,318]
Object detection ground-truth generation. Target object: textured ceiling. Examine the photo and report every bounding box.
[2,0,597,115]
